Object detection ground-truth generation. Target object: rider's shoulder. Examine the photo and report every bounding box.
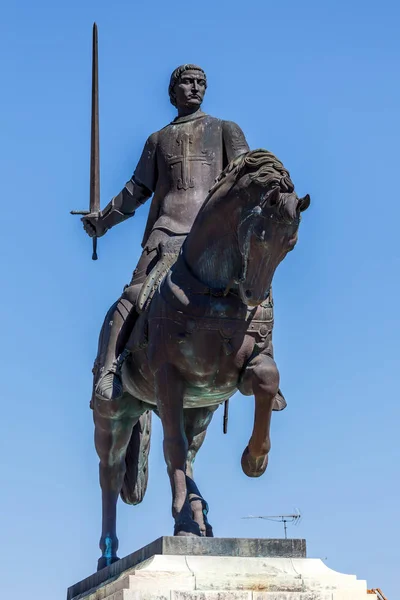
[144,131,160,147]
[221,119,245,133]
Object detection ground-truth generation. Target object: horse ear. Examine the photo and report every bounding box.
[298,193,311,212]
[269,187,280,206]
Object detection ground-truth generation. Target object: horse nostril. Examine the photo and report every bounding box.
[245,289,252,299]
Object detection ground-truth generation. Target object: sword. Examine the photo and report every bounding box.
[71,22,100,261]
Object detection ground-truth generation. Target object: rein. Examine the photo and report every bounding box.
[236,205,264,301]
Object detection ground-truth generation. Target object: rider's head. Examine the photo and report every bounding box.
[169,65,207,111]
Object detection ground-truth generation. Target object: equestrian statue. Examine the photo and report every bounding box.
[75,26,310,571]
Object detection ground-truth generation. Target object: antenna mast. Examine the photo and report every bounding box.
[242,509,302,539]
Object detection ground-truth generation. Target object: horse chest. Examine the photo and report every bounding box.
[175,329,239,373]
[143,285,273,403]
[151,318,250,385]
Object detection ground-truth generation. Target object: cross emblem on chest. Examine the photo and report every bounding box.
[167,132,211,190]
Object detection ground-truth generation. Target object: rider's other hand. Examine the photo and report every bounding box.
[82,212,107,238]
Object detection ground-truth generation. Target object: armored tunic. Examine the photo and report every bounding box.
[133,111,249,248]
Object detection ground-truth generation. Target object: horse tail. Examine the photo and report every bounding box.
[120,410,152,505]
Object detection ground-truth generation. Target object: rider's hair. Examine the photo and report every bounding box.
[169,65,207,107]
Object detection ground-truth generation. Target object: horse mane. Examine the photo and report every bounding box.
[207,148,295,202]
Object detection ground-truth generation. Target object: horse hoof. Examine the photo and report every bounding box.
[241,446,269,478]
[97,556,120,571]
[205,524,214,537]
[174,520,201,537]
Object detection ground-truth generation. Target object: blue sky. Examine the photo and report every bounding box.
[1,0,399,598]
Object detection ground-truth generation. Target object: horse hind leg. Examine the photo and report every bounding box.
[185,405,218,537]
[94,396,144,571]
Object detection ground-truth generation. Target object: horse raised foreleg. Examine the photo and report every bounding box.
[185,406,218,536]
[156,365,200,536]
[94,397,139,570]
[239,354,279,478]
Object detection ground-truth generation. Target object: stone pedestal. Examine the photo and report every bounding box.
[67,538,376,600]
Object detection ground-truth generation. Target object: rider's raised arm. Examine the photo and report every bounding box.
[100,133,158,232]
[222,121,250,165]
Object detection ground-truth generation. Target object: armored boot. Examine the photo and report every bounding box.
[95,349,129,401]
[94,298,137,402]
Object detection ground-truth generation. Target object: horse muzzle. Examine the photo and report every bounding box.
[238,281,272,307]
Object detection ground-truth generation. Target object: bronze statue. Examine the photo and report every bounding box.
[83,62,251,402]
[77,27,310,571]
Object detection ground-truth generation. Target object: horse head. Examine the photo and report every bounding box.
[184,149,310,306]
[236,167,310,305]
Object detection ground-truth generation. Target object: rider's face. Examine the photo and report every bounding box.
[174,70,206,110]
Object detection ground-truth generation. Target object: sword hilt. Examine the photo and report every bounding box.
[70,210,98,260]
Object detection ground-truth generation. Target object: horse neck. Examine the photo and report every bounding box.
[183,189,242,291]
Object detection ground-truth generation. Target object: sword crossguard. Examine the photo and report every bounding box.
[70,210,98,260]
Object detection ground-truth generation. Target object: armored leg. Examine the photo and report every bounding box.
[94,245,158,401]
[94,230,185,402]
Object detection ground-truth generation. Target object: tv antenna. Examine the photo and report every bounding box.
[242,508,302,539]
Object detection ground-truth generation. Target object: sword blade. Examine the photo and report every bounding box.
[90,23,100,259]
[90,22,100,214]
[70,23,100,260]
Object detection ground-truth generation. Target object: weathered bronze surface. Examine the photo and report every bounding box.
[76,28,310,571]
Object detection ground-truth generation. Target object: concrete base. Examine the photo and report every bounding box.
[67,538,375,600]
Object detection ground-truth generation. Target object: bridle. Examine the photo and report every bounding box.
[236,205,265,302]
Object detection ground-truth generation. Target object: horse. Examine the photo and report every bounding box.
[92,149,310,570]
